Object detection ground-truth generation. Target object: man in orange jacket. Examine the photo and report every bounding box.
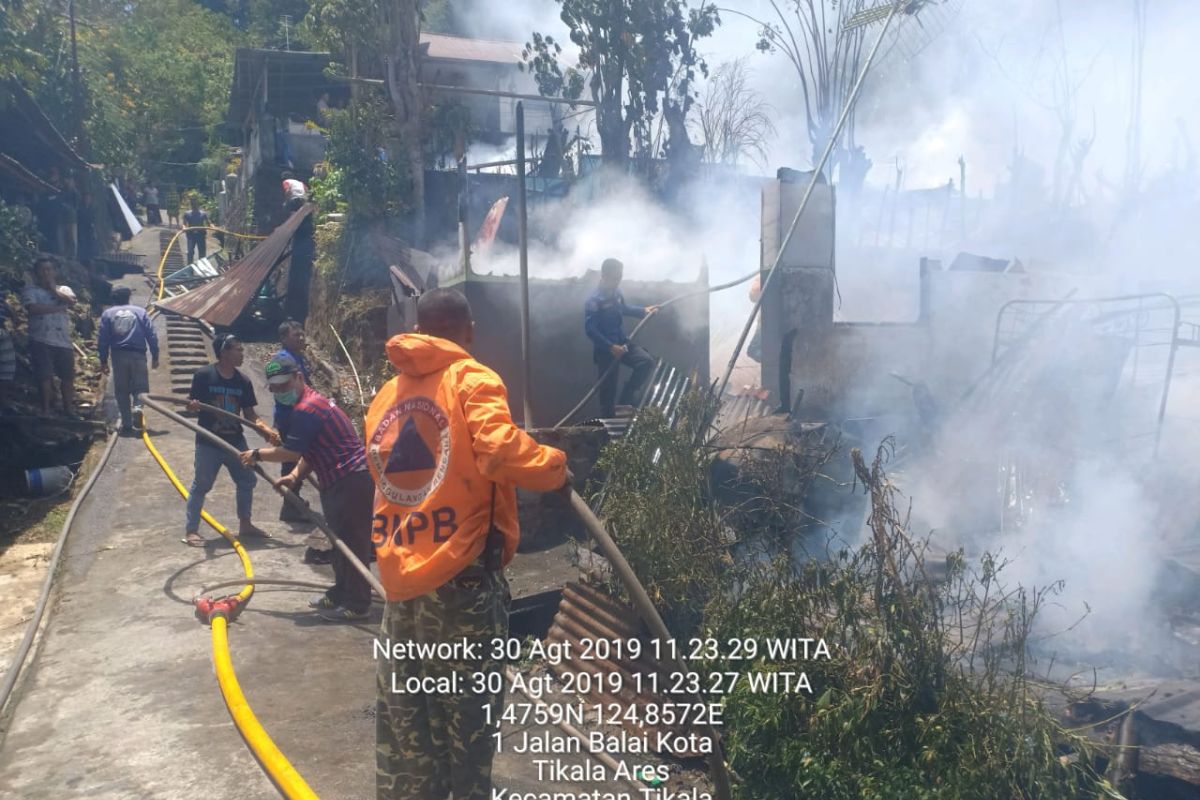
[366,288,570,800]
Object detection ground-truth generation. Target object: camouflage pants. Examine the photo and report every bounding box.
[376,567,510,800]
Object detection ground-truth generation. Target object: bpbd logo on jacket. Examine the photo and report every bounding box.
[368,396,450,506]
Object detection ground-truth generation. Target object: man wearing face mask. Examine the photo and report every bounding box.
[239,354,374,621]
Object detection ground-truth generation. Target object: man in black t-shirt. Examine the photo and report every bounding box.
[182,333,274,547]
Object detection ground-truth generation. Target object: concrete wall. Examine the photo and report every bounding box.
[437,271,709,427]
[788,266,1081,422]
[754,176,1085,423]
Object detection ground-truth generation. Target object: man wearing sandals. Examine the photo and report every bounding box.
[182,334,272,546]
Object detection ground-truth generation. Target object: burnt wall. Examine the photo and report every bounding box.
[447,271,709,427]
[424,170,569,249]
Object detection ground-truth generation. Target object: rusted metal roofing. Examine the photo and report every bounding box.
[473,196,508,256]
[544,582,711,756]
[422,33,523,65]
[155,204,314,327]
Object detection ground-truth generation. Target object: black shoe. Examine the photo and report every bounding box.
[303,547,332,565]
[308,594,338,610]
[279,504,308,522]
[317,605,369,623]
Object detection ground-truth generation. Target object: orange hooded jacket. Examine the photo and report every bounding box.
[365,333,567,601]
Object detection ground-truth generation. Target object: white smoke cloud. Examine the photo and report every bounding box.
[449,0,1200,671]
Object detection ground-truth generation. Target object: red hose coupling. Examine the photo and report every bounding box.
[194,595,245,624]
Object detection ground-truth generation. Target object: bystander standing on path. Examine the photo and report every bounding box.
[164,184,180,228]
[184,333,272,547]
[97,285,159,434]
[240,354,374,621]
[144,185,161,225]
[21,255,77,417]
[183,197,209,264]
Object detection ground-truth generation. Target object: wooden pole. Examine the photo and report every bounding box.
[516,102,533,429]
[457,154,469,275]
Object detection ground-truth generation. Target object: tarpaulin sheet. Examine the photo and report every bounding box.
[109,183,143,239]
[155,204,314,326]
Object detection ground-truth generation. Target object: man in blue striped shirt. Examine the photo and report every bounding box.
[240,354,374,622]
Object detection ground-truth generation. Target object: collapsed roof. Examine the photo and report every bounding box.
[155,204,314,327]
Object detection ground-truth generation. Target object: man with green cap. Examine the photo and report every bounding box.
[239,353,374,620]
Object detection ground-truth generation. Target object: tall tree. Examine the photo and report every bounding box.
[307,0,426,242]
[1,0,241,183]
[381,0,425,244]
[726,0,871,188]
[693,57,776,169]
[83,1,242,182]
[522,0,719,169]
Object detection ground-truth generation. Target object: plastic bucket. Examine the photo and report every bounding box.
[26,466,74,497]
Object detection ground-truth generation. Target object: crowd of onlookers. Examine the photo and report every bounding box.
[114,176,185,229]
[1,163,218,419]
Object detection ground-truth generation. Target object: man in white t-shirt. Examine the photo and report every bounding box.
[281,171,307,212]
[20,255,77,416]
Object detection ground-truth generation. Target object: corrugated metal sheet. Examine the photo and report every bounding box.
[593,361,695,439]
[713,392,773,431]
[422,33,523,64]
[0,153,55,193]
[155,204,314,326]
[545,582,710,756]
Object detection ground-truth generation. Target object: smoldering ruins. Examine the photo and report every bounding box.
[426,1,1200,795]
[27,0,1197,795]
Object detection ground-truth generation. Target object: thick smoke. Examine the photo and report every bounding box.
[450,1,1200,671]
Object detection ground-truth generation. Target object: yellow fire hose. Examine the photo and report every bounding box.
[210,615,319,800]
[141,422,319,799]
[151,225,268,305]
[140,431,254,604]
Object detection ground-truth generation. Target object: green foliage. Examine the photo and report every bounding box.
[305,0,379,62]
[522,0,720,163]
[323,97,412,221]
[0,0,86,91]
[308,162,346,215]
[593,394,728,637]
[597,400,1119,800]
[423,96,473,169]
[3,0,244,185]
[90,1,241,180]
[0,199,38,289]
[420,0,458,34]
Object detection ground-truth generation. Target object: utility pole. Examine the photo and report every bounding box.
[281,15,292,51]
[68,0,87,156]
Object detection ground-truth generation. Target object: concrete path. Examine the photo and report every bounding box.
[0,227,598,799]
